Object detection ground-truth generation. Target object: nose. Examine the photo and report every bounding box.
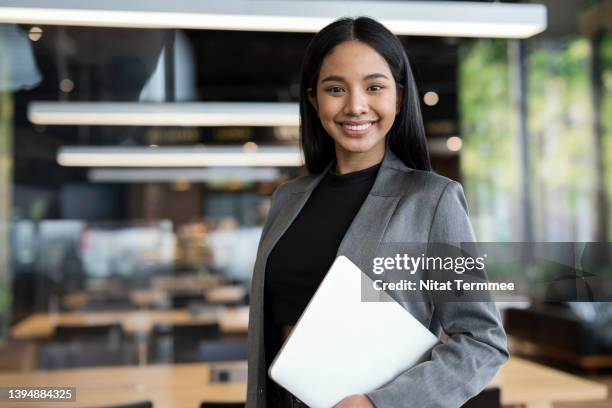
[343,89,369,116]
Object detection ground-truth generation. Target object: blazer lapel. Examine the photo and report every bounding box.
[336,195,400,273]
[336,147,408,278]
[259,191,311,259]
[258,166,330,262]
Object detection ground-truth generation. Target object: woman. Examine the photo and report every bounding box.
[247,17,508,408]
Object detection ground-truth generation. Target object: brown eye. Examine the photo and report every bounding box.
[368,85,385,92]
[326,86,345,94]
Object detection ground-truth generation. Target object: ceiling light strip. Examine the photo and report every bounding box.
[57,146,304,167]
[0,0,547,39]
[88,167,281,182]
[29,102,300,127]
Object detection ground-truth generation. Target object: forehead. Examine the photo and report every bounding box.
[318,40,393,80]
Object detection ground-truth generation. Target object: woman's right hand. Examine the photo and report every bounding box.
[334,394,375,408]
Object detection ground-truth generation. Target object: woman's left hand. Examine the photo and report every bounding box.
[334,394,375,407]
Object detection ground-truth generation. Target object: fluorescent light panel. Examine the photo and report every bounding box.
[89,167,281,183]
[29,102,299,127]
[57,146,304,167]
[0,0,546,39]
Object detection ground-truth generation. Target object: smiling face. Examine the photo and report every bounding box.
[308,40,401,172]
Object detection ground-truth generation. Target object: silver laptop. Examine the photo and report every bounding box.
[269,256,439,408]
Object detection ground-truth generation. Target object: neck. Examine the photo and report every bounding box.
[334,147,385,175]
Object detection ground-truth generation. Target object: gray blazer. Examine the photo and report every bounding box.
[247,148,509,408]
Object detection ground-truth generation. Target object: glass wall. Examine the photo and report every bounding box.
[603,34,612,236]
[0,24,305,368]
[0,20,463,356]
[458,39,520,241]
[527,36,595,242]
[2,3,611,407]
[0,28,15,343]
[459,34,612,243]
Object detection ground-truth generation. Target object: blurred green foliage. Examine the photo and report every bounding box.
[0,32,12,344]
[602,34,612,236]
[459,35,608,242]
[458,39,519,241]
[527,36,595,241]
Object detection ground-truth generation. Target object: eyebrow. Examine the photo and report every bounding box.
[320,73,390,83]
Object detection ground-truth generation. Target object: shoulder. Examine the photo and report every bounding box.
[406,169,461,195]
[410,171,468,211]
[377,160,476,242]
[383,166,475,242]
[379,162,466,209]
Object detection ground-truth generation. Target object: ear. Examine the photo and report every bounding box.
[396,89,404,115]
[307,87,319,114]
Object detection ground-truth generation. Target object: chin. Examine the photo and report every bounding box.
[337,137,383,155]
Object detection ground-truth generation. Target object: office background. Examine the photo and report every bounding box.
[0,1,611,407]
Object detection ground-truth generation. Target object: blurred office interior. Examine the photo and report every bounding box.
[0,0,611,407]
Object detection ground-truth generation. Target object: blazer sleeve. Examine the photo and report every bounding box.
[365,181,509,408]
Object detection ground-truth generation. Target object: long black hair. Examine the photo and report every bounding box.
[299,17,431,173]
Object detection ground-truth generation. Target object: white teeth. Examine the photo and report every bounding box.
[343,122,373,131]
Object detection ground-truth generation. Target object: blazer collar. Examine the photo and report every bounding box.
[259,145,409,280]
[296,145,413,197]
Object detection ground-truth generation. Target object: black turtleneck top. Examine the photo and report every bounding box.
[264,162,381,326]
[263,162,381,406]
[264,164,380,376]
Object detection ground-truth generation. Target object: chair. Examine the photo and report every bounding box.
[504,304,607,369]
[171,293,206,308]
[37,342,136,370]
[461,387,500,408]
[198,340,248,362]
[210,362,248,383]
[40,324,135,370]
[93,401,153,408]
[84,295,134,311]
[54,323,123,347]
[149,323,222,363]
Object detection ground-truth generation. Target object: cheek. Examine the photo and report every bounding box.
[384,93,399,114]
[317,98,341,120]
[376,99,398,123]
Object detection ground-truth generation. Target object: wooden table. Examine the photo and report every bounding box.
[0,357,606,407]
[63,280,244,310]
[205,285,247,304]
[10,307,249,368]
[11,307,249,340]
[130,289,168,308]
[153,275,221,293]
[0,362,246,408]
[128,284,247,309]
[491,356,608,408]
[61,291,90,310]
